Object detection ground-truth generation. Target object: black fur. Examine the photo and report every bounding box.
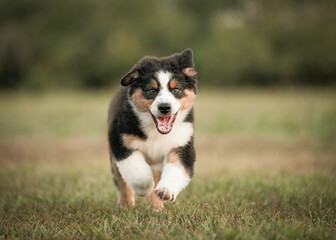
[184,109,194,123]
[108,49,198,204]
[108,88,146,161]
[130,73,160,98]
[121,49,197,91]
[176,138,196,177]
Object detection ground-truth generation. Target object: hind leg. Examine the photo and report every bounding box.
[111,159,134,208]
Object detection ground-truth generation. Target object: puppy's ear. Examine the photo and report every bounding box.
[179,48,197,78]
[182,67,197,78]
[179,49,194,67]
[120,70,139,86]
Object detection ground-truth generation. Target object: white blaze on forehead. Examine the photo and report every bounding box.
[151,70,180,116]
[156,70,172,89]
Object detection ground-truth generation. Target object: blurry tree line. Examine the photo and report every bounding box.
[0,0,335,89]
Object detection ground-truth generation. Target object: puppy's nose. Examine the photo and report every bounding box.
[158,103,171,115]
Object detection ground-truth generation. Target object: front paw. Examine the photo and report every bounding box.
[154,187,175,201]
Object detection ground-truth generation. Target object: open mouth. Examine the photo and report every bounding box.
[150,112,178,134]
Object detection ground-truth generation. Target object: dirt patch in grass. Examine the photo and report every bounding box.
[196,133,336,176]
[1,134,335,177]
[0,137,108,170]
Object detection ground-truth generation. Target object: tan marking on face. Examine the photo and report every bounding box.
[122,134,145,150]
[179,89,196,111]
[131,88,153,112]
[151,79,159,90]
[169,79,177,89]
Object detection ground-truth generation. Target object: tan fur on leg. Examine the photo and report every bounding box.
[147,170,164,210]
[111,160,134,208]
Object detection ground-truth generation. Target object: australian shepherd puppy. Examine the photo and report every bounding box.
[108,49,197,210]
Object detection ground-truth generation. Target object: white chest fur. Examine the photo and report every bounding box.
[128,110,194,165]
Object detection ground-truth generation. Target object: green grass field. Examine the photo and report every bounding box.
[0,88,335,239]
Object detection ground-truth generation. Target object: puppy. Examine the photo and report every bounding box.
[108,49,197,210]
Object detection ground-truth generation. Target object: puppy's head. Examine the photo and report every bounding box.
[121,49,197,134]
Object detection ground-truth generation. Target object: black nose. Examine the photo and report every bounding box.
[158,103,171,115]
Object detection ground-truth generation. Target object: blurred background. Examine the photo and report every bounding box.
[1,1,336,238]
[1,0,335,89]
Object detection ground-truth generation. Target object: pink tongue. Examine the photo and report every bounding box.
[156,116,174,133]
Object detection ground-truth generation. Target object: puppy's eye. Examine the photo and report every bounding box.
[171,88,182,97]
[146,89,157,98]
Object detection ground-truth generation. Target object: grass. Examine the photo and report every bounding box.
[0,88,335,239]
